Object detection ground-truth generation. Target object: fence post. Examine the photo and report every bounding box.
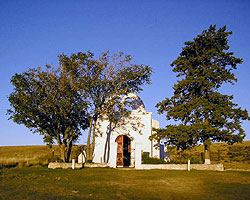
[72,159,75,169]
[187,159,190,171]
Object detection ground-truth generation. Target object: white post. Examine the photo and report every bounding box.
[187,159,190,171]
[110,142,117,168]
[135,143,142,169]
[72,159,75,169]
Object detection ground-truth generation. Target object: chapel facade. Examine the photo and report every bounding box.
[92,93,160,168]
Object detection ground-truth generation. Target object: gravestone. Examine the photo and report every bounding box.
[78,152,86,164]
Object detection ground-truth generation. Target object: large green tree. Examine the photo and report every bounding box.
[8,62,89,162]
[84,52,152,161]
[8,51,152,162]
[151,25,249,162]
[53,51,152,161]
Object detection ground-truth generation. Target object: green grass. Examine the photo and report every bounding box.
[1,166,250,200]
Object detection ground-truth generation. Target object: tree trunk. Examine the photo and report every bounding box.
[90,120,97,161]
[104,122,112,163]
[60,143,66,162]
[204,114,211,164]
[86,118,93,161]
[59,133,73,163]
[51,150,55,162]
[65,139,73,163]
[204,140,211,164]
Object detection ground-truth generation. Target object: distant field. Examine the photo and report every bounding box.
[0,141,250,170]
[0,145,79,168]
[165,141,250,170]
[0,166,250,200]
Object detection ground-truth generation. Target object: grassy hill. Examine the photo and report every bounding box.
[0,145,81,168]
[165,141,250,170]
[0,141,250,170]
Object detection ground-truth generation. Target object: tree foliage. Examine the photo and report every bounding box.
[8,50,152,162]
[8,63,89,162]
[68,51,152,161]
[151,25,249,151]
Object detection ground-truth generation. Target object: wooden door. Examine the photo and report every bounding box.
[116,135,123,167]
[123,135,131,167]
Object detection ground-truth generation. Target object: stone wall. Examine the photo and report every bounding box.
[141,164,224,171]
[48,162,224,171]
[48,162,83,169]
[85,163,109,168]
[191,164,224,171]
[141,164,187,170]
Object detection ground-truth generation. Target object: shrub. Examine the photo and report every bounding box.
[142,153,166,164]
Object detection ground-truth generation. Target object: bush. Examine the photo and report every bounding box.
[190,156,203,164]
[142,153,166,164]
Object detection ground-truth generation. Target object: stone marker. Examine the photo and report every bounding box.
[78,152,86,164]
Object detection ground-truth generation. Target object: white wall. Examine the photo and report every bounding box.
[92,93,160,166]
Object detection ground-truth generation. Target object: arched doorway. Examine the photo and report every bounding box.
[115,135,131,167]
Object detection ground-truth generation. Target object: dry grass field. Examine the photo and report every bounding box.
[0,145,80,168]
[0,141,249,170]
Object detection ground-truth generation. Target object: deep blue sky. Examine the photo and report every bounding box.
[1,0,250,146]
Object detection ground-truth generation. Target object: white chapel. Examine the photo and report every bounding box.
[92,93,160,168]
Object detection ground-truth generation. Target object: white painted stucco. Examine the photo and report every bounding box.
[92,93,160,168]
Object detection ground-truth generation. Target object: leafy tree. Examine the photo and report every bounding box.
[8,50,151,162]
[8,59,89,162]
[151,25,249,162]
[85,52,152,161]
[56,51,152,161]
